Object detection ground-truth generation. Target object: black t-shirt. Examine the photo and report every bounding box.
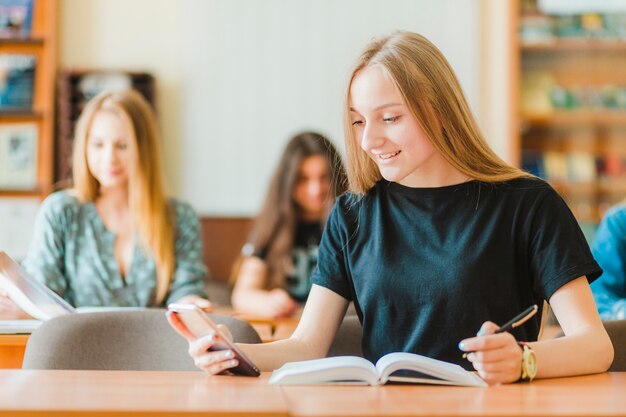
[311,178,601,368]
[253,221,322,302]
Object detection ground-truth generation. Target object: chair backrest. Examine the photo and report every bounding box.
[327,314,363,357]
[22,309,261,370]
[604,320,626,371]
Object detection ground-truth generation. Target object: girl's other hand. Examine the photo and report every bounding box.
[458,321,523,385]
[266,288,299,318]
[174,295,213,312]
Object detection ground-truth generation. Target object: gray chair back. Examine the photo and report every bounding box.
[22,309,261,370]
[327,314,362,357]
[605,320,626,371]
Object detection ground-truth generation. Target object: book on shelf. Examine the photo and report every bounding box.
[268,352,487,387]
[0,54,36,110]
[521,72,554,114]
[522,151,599,183]
[0,122,37,189]
[0,0,33,38]
[567,152,597,182]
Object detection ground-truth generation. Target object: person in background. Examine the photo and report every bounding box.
[231,132,347,318]
[590,205,626,319]
[170,31,613,384]
[0,89,209,319]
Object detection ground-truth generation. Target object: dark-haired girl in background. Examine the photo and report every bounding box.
[231,132,347,318]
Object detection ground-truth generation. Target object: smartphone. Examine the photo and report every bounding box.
[168,303,260,377]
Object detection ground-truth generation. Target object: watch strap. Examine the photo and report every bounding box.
[517,342,536,383]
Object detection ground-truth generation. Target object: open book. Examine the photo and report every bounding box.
[0,252,151,325]
[269,352,487,387]
[0,251,75,321]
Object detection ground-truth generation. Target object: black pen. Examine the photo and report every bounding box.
[461,304,538,359]
[494,304,538,334]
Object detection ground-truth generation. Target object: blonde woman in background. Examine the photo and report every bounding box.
[170,31,612,384]
[0,89,209,318]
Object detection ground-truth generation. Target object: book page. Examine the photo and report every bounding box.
[269,356,378,385]
[376,352,487,387]
[0,319,41,334]
[0,252,74,320]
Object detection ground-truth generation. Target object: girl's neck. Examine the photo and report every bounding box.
[298,209,322,223]
[97,184,128,207]
[94,185,130,233]
[399,152,469,188]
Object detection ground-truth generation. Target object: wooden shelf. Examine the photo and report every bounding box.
[551,180,626,195]
[0,0,57,201]
[522,39,626,52]
[0,37,44,46]
[0,189,42,198]
[514,1,626,227]
[523,111,626,127]
[0,110,43,120]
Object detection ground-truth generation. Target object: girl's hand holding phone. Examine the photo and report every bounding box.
[168,311,238,374]
[166,304,260,376]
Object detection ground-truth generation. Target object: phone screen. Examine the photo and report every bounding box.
[168,303,260,377]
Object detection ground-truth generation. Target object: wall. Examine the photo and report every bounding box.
[0,0,514,259]
[179,0,481,215]
[59,0,183,195]
[479,0,514,164]
[56,0,515,216]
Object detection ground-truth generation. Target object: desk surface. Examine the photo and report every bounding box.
[0,370,288,417]
[282,372,626,417]
[0,370,624,417]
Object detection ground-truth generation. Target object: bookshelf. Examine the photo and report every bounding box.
[0,0,57,199]
[513,0,626,236]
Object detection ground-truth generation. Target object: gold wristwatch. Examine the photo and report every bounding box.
[518,342,537,382]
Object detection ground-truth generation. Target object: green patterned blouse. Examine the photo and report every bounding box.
[23,191,208,307]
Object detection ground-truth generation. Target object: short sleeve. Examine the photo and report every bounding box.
[310,196,355,301]
[22,192,71,299]
[165,201,209,304]
[526,187,602,300]
[590,206,626,320]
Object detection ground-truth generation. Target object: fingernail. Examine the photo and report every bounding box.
[230,359,238,367]
[224,350,234,359]
[476,330,487,337]
[458,341,465,350]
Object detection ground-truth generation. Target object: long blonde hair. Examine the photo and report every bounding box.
[72,89,174,305]
[344,31,528,194]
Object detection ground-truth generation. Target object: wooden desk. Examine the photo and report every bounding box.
[0,335,28,369]
[0,371,625,416]
[0,370,287,417]
[282,373,626,417]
